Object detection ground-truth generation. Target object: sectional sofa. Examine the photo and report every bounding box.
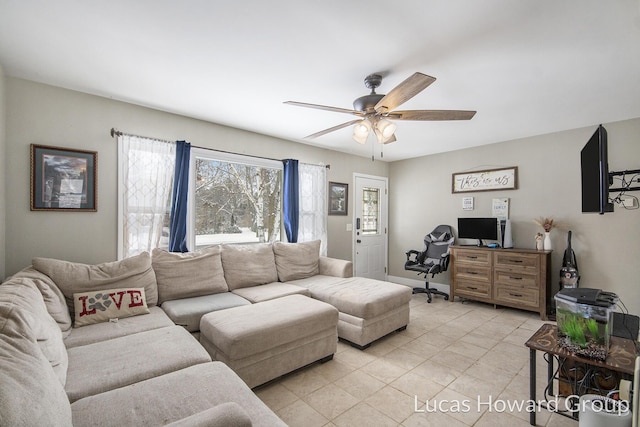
[0,240,411,426]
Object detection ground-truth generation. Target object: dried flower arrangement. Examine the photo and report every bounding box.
[534,217,557,233]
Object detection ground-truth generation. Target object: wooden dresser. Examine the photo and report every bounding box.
[449,245,552,320]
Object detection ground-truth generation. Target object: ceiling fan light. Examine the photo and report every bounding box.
[353,132,368,144]
[373,125,396,144]
[352,119,371,144]
[383,133,397,144]
[376,118,396,139]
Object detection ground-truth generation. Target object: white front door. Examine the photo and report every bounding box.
[353,174,388,280]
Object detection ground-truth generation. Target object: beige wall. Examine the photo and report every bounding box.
[4,77,387,276]
[389,118,640,315]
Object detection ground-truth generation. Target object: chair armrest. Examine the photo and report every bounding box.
[319,256,353,278]
[405,250,420,262]
[440,253,451,271]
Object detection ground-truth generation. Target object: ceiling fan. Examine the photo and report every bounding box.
[285,72,476,145]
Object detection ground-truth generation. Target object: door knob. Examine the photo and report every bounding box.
[356,239,361,243]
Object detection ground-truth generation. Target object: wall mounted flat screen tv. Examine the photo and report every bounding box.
[457,217,498,246]
[581,124,613,214]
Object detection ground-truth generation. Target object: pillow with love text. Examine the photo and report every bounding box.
[72,288,149,327]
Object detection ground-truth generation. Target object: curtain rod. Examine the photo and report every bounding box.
[110,127,330,169]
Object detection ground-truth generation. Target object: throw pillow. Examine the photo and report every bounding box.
[152,246,229,304]
[32,252,158,320]
[272,240,321,282]
[10,266,72,336]
[73,287,150,327]
[220,243,278,290]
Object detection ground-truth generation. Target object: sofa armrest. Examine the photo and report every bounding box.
[318,257,353,278]
[164,402,252,427]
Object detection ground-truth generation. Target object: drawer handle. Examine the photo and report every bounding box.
[467,256,478,259]
[468,286,478,290]
[509,276,523,280]
[468,271,478,275]
[510,260,524,263]
[509,293,523,297]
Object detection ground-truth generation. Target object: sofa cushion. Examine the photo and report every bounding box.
[70,362,287,427]
[165,402,252,427]
[32,252,158,318]
[273,240,321,281]
[64,306,175,348]
[10,266,72,336]
[161,293,251,332]
[0,301,72,426]
[72,287,150,327]
[0,278,69,386]
[231,282,309,303]
[65,325,211,403]
[152,246,229,304]
[221,243,278,290]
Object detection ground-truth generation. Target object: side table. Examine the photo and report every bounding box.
[524,323,637,425]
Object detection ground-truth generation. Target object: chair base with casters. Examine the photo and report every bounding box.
[412,280,449,303]
[405,225,455,303]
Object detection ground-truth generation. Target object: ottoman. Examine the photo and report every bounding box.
[286,275,412,349]
[199,294,338,388]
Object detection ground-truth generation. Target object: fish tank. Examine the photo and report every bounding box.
[554,288,618,361]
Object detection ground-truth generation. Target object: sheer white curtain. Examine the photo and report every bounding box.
[117,134,176,259]
[298,163,327,256]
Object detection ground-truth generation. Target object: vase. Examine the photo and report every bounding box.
[543,232,552,251]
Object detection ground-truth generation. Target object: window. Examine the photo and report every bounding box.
[189,149,282,249]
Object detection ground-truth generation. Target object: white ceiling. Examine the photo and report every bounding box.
[1,1,639,161]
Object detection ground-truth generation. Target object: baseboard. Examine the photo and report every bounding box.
[387,275,450,294]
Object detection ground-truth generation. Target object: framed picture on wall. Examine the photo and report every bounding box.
[452,166,518,193]
[328,181,348,215]
[30,144,97,211]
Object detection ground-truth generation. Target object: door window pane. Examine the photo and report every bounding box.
[361,187,379,235]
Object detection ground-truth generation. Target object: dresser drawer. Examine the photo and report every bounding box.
[494,252,538,271]
[455,280,491,299]
[453,249,491,266]
[494,270,538,288]
[494,284,539,308]
[454,265,491,283]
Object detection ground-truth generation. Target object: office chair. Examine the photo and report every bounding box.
[404,225,454,303]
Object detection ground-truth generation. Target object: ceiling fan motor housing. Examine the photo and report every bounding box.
[353,93,384,113]
[353,73,385,113]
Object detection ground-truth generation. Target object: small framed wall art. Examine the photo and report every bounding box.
[328,181,348,215]
[30,144,97,211]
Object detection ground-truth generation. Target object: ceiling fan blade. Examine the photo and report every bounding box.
[389,110,477,121]
[304,119,363,139]
[284,101,364,116]
[374,72,436,113]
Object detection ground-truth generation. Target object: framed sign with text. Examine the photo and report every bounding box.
[452,167,518,193]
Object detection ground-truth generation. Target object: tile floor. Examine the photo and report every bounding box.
[255,293,580,427]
